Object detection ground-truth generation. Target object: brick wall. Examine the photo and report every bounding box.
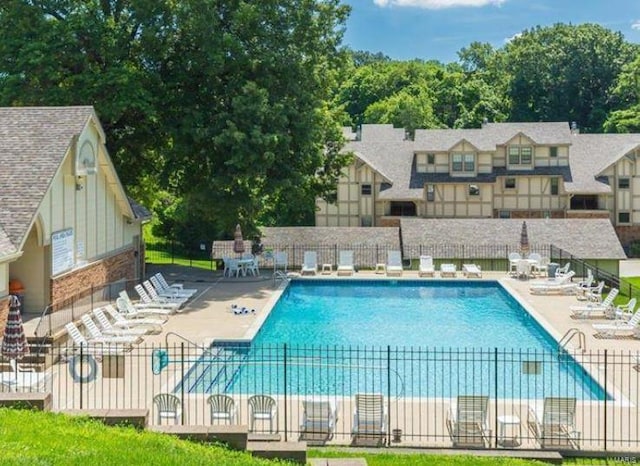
[566,210,611,219]
[615,226,640,248]
[378,217,401,227]
[50,248,136,309]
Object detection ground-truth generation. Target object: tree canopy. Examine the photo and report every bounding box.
[0,7,639,243]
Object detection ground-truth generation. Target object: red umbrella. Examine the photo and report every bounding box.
[1,295,29,363]
[233,224,245,255]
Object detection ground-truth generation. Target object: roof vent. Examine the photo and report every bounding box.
[570,121,579,135]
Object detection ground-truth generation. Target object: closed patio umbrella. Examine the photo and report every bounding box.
[519,221,530,256]
[233,224,245,255]
[1,295,29,373]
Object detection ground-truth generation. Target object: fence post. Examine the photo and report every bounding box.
[181,343,185,424]
[387,345,392,447]
[79,344,84,409]
[172,240,176,265]
[494,347,498,449]
[284,343,288,442]
[604,349,608,451]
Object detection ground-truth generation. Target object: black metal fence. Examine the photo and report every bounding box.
[28,342,640,451]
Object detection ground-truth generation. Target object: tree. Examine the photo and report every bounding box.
[501,23,637,132]
[604,55,640,133]
[0,0,351,238]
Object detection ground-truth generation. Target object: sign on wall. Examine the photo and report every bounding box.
[52,228,75,276]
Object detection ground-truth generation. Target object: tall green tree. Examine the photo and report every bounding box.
[502,23,637,132]
[604,54,640,132]
[0,0,351,240]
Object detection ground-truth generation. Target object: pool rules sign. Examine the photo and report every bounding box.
[52,228,75,276]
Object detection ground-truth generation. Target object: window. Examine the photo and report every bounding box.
[504,178,516,189]
[389,202,417,216]
[619,212,631,223]
[427,153,435,165]
[426,184,435,202]
[360,215,372,227]
[550,178,559,196]
[550,146,558,158]
[452,153,475,173]
[619,178,630,189]
[469,184,480,196]
[499,211,511,219]
[508,146,533,165]
[361,184,372,196]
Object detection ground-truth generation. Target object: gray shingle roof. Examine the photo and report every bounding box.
[128,197,152,221]
[565,134,640,194]
[0,106,96,254]
[260,226,400,246]
[400,218,626,259]
[0,226,17,258]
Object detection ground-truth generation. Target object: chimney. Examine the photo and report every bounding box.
[570,121,579,135]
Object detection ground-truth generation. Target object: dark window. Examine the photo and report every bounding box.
[499,211,511,219]
[426,185,435,202]
[619,178,630,189]
[570,195,598,210]
[619,212,631,223]
[505,178,516,189]
[427,153,435,164]
[550,178,559,195]
[469,185,480,196]
[390,202,417,217]
[550,146,558,157]
[361,184,372,195]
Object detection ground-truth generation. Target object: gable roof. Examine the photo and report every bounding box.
[260,226,400,247]
[0,106,136,257]
[565,134,640,194]
[400,218,626,259]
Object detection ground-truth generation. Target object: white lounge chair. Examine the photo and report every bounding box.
[386,251,403,276]
[352,393,387,445]
[248,395,277,433]
[103,304,164,332]
[440,263,457,278]
[337,250,355,276]
[274,252,288,273]
[419,255,435,277]
[607,298,637,320]
[154,273,198,296]
[532,256,549,277]
[570,288,619,319]
[462,264,482,278]
[116,294,172,318]
[150,275,195,299]
[92,307,149,337]
[301,251,318,275]
[64,322,130,354]
[593,309,640,338]
[580,281,604,303]
[508,252,521,276]
[80,314,142,345]
[143,280,188,305]
[446,395,491,448]
[527,397,580,449]
[300,398,339,443]
[134,284,182,312]
[555,263,571,278]
[529,271,577,295]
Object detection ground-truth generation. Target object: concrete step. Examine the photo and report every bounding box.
[247,440,306,464]
[309,459,367,466]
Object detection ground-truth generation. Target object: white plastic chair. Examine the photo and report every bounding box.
[248,395,277,433]
[508,252,521,275]
[447,395,491,448]
[301,251,318,275]
[207,394,237,424]
[153,393,182,425]
[419,255,435,277]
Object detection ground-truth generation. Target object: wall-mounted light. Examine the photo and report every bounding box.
[75,182,84,191]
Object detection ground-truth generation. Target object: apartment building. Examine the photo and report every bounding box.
[316,123,640,246]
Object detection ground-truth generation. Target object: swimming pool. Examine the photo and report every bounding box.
[179,280,607,400]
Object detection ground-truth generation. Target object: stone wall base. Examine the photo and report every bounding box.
[615,226,640,249]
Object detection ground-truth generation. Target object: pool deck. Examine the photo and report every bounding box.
[19,264,640,451]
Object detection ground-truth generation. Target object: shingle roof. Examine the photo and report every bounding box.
[0,106,96,253]
[400,218,626,259]
[565,134,640,194]
[260,226,400,246]
[128,197,152,221]
[0,226,17,258]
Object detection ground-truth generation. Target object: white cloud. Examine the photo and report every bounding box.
[373,0,506,9]
[632,20,640,31]
[504,32,522,43]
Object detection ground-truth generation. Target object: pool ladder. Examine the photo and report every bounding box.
[273,270,290,287]
[558,328,586,353]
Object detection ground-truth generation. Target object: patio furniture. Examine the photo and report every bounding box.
[248,395,277,433]
[570,288,619,319]
[300,398,338,442]
[593,309,640,338]
[386,251,403,276]
[419,255,435,277]
[337,250,355,276]
[207,394,237,424]
[301,251,318,275]
[528,397,580,449]
[352,393,387,445]
[440,263,457,278]
[462,264,482,278]
[447,395,491,448]
[153,393,182,425]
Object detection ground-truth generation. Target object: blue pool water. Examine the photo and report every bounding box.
[179,280,608,400]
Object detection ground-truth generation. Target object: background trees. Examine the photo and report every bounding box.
[0,4,638,242]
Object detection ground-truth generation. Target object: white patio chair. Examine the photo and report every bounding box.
[508,252,521,276]
[337,250,355,276]
[447,395,491,448]
[154,273,198,295]
[248,395,278,433]
[301,251,318,275]
[300,398,338,442]
[419,255,435,277]
[153,393,182,425]
[528,397,580,449]
[462,264,482,278]
[570,288,619,319]
[80,314,142,345]
[440,263,457,278]
[207,394,237,424]
[593,309,640,338]
[352,393,387,445]
[92,307,149,337]
[134,284,182,312]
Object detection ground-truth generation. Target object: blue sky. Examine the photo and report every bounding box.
[341,0,640,63]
